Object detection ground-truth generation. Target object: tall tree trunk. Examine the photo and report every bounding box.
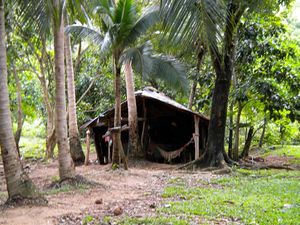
[112,58,121,165]
[12,61,23,152]
[75,40,82,75]
[124,62,141,157]
[228,101,234,158]
[53,0,75,180]
[204,72,231,167]
[259,117,267,148]
[188,43,206,109]
[204,2,245,167]
[0,0,42,201]
[233,101,242,161]
[37,63,56,159]
[64,15,85,165]
[240,126,254,159]
[188,81,197,109]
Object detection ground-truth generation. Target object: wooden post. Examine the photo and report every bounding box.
[194,115,200,160]
[85,129,91,165]
[201,123,207,153]
[141,98,147,150]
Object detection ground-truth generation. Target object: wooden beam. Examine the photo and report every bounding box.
[141,98,147,150]
[194,115,200,160]
[121,117,145,122]
[85,129,91,166]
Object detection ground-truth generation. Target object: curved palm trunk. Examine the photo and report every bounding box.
[0,0,41,201]
[124,62,141,156]
[64,15,85,165]
[53,0,75,180]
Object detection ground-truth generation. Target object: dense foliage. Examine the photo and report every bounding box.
[2,0,300,157]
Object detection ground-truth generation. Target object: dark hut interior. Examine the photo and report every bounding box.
[85,88,209,164]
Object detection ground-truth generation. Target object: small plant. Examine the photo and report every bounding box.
[82,214,95,225]
[112,163,119,170]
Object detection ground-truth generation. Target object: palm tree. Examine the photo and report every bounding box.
[18,0,78,179]
[160,0,291,167]
[0,0,43,202]
[53,0,75,179]
[67,0,188,165]
[160,0,246,167]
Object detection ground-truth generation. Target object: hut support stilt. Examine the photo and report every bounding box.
[85,129,91,165]
[194,116,200,160]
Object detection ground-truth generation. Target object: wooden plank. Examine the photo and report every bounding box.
[194,115,200,160]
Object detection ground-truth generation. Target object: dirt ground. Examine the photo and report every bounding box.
[0,153,217,225]
[1,152,298,225]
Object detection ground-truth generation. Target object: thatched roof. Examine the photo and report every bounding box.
[81,88,209,129]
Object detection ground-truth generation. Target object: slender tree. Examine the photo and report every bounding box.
[67,0,188,166]
[64,14,85,165]
[0,0,43,203]
[53,0,75,179]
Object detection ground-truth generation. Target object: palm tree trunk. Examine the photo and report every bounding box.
[0,0,42,201]
[64,15,85,165]
[124,62,141,156]
[53,0,75,180]
[203,2,245,167]
[112,59,121,165]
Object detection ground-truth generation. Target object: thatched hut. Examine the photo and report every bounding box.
[82,88,209,164]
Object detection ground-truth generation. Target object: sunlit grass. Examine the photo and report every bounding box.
[263,145,300,158]
[160,169,300,225]
[19,136,47,159]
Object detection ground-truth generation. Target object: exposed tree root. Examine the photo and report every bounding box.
[175,151,207,170]
[239,163,297,171]
[2,196,48,208]
[48,175,101,190]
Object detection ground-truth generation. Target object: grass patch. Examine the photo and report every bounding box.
[110,216,190,225]
[44,183,89,195]
[263,145,300,158]
[161,169,300,225]
[19,136,47,159]
[19,136,94,160]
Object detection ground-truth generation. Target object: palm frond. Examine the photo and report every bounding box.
[16,0,52,36]
[120,42,153,77]
[160,0,225,55]
[123,5,160,47]
[65,24,104,47]
[114,0,136,47]
[120,42,188,94]
[149,55,189,94]
[101,30,112,53]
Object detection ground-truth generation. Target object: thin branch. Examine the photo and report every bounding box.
[76,74,102,105]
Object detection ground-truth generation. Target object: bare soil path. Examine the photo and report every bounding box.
[0,154,216,225]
